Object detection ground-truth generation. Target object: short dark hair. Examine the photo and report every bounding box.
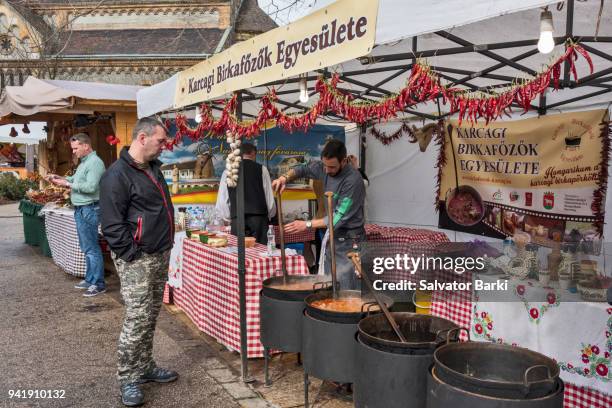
[240,143,257,155]
[132,117,168,141]
[321,139,346,162]
[70,133,91,145]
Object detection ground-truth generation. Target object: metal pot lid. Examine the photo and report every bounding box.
[358,312,460,349]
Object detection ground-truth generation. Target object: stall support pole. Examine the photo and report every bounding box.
[359,123,367,173]
[235,91,252,383]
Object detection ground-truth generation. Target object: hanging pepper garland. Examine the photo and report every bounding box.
[370,122,414,145]
[591,120,611,235]
[370,121,445,146]
[169,42,593,149]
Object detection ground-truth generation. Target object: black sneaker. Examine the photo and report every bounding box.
[83,285,107,297]
[139,367,178,384]
[120,383,144,407]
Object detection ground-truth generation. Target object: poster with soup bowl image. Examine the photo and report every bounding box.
[437,109,609,248]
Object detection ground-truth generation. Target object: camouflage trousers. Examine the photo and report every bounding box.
[112,250,170,385]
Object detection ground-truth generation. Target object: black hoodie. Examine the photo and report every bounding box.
[100,148,174,262]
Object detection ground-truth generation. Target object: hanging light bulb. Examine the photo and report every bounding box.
[22,123,30,134]
[9,127,17,137]
[537,10,555,54]
[299,76,309,104]
[194,106,202,123]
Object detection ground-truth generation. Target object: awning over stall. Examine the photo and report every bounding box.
[0,77,142,119]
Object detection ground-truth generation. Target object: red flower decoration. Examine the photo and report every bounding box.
[596,364,608,377]
[481,312,487,318]
[529,308,539,319]
[568,363,574,369]
[547,292,556,304]
[487,323,493,330]
[591,345,600,355]
[475,324,483,334]
[607,308,612,315]
[582,354,590,364]
[605,352,610,358]
[106,135,120,146]
[517,285,525,296]
[584,368,590,375]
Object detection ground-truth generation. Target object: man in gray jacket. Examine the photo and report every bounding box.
[272,139,365,289]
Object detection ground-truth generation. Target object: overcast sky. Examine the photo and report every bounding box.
[257,0,332,25]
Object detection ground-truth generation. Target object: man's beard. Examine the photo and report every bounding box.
[329,163,345,177]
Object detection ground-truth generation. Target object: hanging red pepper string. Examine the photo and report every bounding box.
[172,42,593,141]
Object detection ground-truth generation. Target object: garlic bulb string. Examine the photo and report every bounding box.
[225,132,241,187]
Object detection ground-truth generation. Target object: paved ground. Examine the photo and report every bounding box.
[0,202,356,408]
[0,203,271,408]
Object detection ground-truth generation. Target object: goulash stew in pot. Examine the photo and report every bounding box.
[311,297,380,313]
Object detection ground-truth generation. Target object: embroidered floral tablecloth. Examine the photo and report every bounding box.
[471,275,611,395]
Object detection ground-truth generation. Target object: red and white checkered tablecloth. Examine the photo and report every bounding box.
[429,275,612,407]
[273,225,315,244]
[365,224,450,282]
[365,224,449,246]
[172,235,309,358]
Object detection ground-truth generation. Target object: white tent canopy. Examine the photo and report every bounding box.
[301,0,559,46]
[0,77,142,118]
[137,0,595,118]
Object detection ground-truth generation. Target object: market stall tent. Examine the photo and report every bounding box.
[0,122,46,177]
[0,77,142,176]
[138,0,612,384]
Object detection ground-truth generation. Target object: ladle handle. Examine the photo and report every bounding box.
[275,191,288,281]
[325,192,338,297]
[348,252,408,343]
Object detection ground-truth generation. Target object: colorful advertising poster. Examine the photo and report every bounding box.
[159,123,345,201]
[437,109,609,252]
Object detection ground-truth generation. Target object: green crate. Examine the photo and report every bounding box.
[18,199,52,257]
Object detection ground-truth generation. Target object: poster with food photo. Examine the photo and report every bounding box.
[437,109,609,248]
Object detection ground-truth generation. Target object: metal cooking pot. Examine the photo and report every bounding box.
[358,312,460,354]
[434,339,560,399]
[262,275,331,301]
[304,289,394,324]
[445,185,484,227]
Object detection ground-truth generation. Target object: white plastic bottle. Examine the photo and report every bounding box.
[267,225,276,256]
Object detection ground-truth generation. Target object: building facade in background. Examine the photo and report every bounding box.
[0,0,276,89]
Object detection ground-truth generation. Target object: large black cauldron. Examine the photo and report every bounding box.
[354,313,459,408]
[433,342,560,399]
[301,290,393,408]
[260,275,330,385]
[427,366,564,408]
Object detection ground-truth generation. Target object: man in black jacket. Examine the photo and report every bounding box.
[100,117,177,407]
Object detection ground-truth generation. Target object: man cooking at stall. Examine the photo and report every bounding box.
[272,139,366,290]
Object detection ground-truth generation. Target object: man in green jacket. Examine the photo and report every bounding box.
[46,133,106,296]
